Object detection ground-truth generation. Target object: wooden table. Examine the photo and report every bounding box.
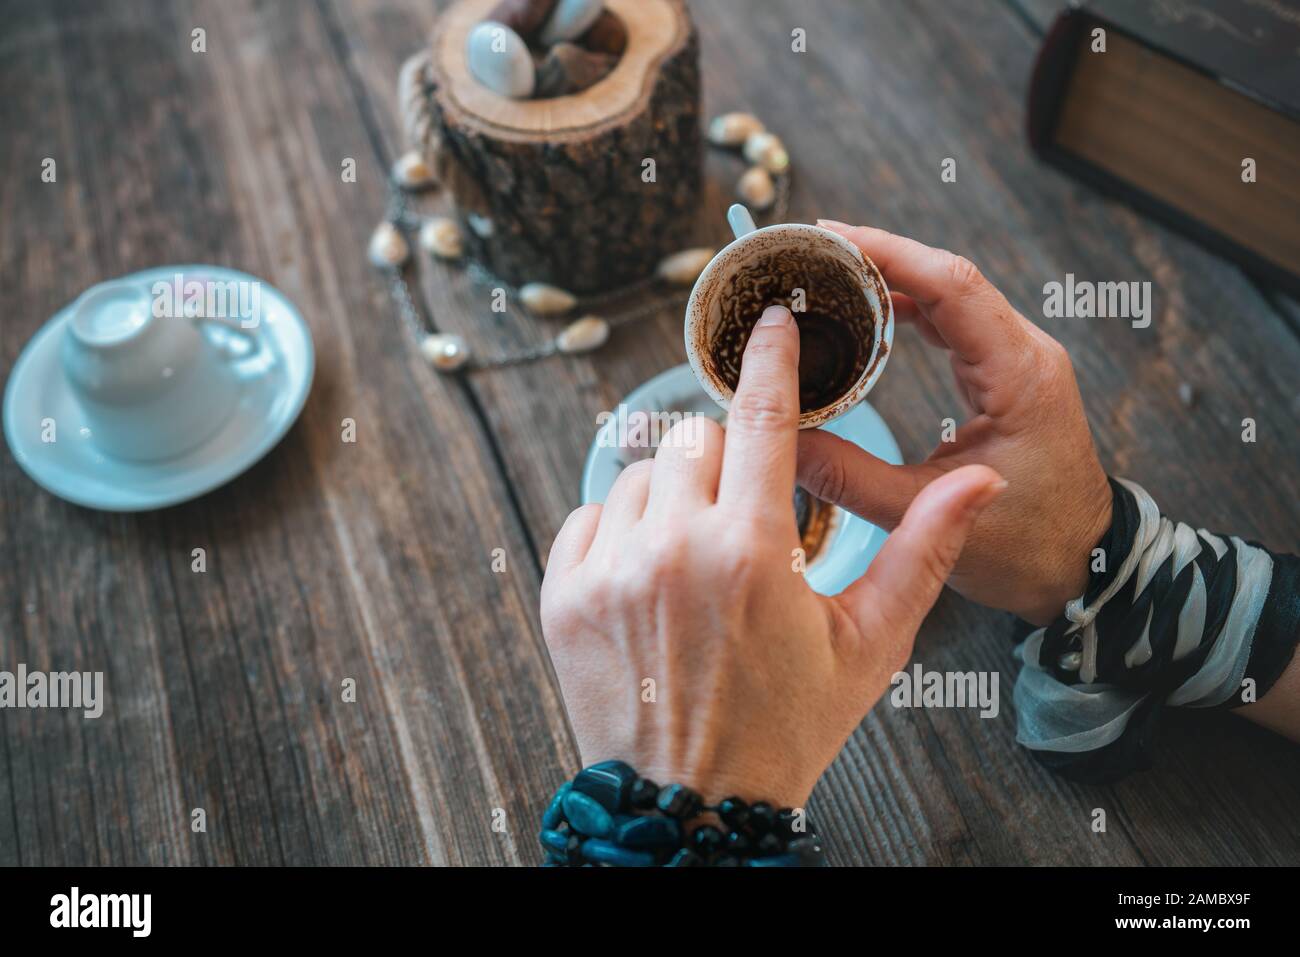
[3,0,1298,866]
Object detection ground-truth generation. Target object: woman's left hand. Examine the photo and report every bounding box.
[540,305,1004,807]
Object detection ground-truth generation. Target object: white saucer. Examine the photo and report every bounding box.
[3,265,314,512]
[580,364,902,596]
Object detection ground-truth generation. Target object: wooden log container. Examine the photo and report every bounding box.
[403,0,702,294]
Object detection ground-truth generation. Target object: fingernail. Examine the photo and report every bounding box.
[817,219,851,231]
[970,478,1008,512]
[757,304,793,327]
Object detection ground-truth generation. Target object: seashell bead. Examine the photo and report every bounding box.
[556,315,610,353]
[519,282,578,316]
[368,221,409,269]
[420,333,471,371]
[656,247,715,285]
[708,112,765,147]
[743,131,790,174]
[419,217,463,259]
[392,150,436,190]
[737,165,775,210]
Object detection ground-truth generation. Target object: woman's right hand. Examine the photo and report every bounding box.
[798,222,1115,626]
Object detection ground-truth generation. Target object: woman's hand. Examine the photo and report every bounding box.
[799,222,1114,625]
[541,305,1004,807]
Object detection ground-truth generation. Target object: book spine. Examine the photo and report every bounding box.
[1024,8,1300,299]
[1026,8,1087,153]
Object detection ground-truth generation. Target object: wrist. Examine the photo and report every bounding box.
[1021,478,1114,626]
[1011,477,1299,782]
[631,761,815,812]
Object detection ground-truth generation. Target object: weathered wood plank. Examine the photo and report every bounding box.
[0,0,574,865]
[1006,0,1068,33]
[2,0,1296,867]
[330,0,1300,865]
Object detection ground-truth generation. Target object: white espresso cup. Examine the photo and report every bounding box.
[684,205,894,429]
[60,278,261,461]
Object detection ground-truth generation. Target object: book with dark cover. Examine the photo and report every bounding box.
[1027,0,1300,296]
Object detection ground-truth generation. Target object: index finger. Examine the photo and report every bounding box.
[818,221,1030,367]
[717,305,801,515]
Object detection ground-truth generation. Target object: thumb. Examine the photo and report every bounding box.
[834,464,1005,638]
[797,429,931,529]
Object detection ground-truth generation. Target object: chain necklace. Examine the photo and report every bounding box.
[376,164,791,373]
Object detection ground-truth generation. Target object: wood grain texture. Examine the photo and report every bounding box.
[1,0,1297,866]
[0,0,574,865]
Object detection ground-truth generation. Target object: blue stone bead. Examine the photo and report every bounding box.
[562,789,614,837]
[725,830,751,855]
[690,824,724,857]
[615,814,681,848]
[564,835,583,865]
[746,853,802,867]
[542,782,571,830]
[748,801,777,832]
[756,832,783,856]
[629,777,659,810]
[538,828,568,854]
[580,839,655,867]
[717,797,750,830]
[572,760,637,812]
[656,783,702,819]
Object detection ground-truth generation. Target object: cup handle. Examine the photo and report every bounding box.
[194,314,262,364]
[727,203,758,240]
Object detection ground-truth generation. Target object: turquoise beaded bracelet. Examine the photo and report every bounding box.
[539,761,826,867]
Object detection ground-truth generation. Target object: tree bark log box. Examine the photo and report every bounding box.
[401,0,702,294]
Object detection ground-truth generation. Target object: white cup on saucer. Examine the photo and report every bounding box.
[60,278,261,461]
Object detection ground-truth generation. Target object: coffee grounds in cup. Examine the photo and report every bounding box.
[794,486,837,562]
[704,249,875,416]
[792,312,861,412]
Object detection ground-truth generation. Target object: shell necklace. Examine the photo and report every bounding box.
[368,112,791,373]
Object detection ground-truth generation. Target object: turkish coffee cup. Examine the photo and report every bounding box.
[684,205,893,429]
[60,277,263,461]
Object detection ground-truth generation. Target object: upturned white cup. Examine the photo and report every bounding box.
[684,205,894,429]
[60,278,261,461]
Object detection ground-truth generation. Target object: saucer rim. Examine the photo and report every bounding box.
[2,264,316,512]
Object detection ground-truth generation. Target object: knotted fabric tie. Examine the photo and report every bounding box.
[1013,478,1300,783]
